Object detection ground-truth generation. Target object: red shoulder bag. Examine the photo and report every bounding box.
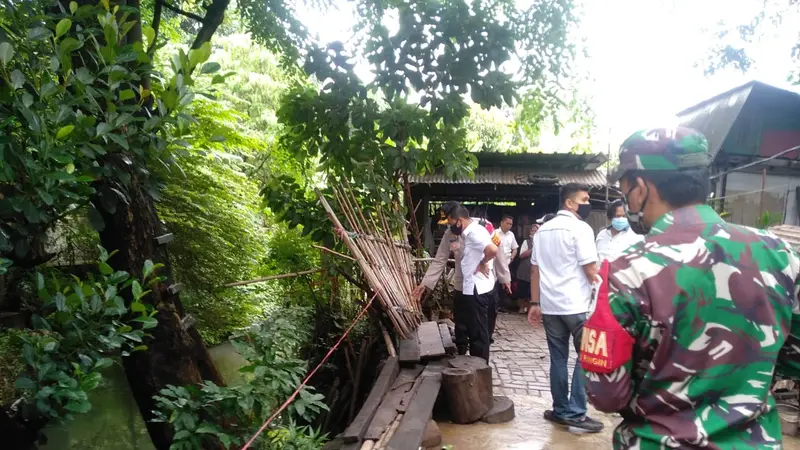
[579,260,635,374]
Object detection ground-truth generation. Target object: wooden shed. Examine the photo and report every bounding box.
[408,152,616,254]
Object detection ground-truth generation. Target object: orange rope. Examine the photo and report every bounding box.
[241,291,379,449]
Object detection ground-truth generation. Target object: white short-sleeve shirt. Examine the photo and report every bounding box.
[531,210,598,315]
[461,221,496,295]
[496,229,518,260]
[595,227,645,262]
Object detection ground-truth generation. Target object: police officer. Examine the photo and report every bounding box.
[413,201,510,355]
[581,127,800,448]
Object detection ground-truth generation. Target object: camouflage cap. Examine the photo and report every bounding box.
[608,127,711,182]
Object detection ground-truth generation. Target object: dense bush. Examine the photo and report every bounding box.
[153,308,328,450]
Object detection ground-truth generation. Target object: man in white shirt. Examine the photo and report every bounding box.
[490,215,518,334]
[496,215,519,262]
[529,183,604,433]
[448,205,499,362]
[413,202,510,356]
[595,199,645,262]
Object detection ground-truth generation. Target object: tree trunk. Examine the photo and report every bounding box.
[440,356,493,424]
[95,169,223,450]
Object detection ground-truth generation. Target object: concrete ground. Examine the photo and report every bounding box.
[439,313,800,450]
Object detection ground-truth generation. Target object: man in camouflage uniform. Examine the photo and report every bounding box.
[582,127,800,449]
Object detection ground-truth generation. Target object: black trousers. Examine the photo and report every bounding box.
[460,288,493,362]
[453,291,469,355]
[489,284,502,341]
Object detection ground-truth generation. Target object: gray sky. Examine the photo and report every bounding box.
[295,0,800,152]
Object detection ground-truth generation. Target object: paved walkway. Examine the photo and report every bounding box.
[438,312,800,450]
[490,312,566,400]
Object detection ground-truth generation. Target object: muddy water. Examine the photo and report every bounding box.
[439,394,800,450]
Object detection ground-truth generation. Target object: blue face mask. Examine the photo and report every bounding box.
[611,217,629,231]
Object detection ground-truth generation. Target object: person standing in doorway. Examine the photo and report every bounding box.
[595,200,644,263]
[514,213,555,314]
[529,183,604,433]
[414,202,509,357]
[489,215,517,339]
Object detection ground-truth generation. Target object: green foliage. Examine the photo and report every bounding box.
[8,251,161,431]
[155,97,272,344]
[0,0,214,265]
[0,328,27,405]
[264,0,578,239]
[756,210,782,230]
[153,308,328,450]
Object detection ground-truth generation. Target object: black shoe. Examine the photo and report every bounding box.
[543,410,569,426]
[564,415,604,433]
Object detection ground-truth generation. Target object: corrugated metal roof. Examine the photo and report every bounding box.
[769,224,800,249]
[409,167,608,187]
[677,82,754,161]
[474,152,607,171]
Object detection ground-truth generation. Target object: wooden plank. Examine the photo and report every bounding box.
[342,357,400,443]
[365,367,423,440]
[386,376,442,450]
[398,377,422,413]
[417,321,446,360]
[398,330,420,364]
[439,323,456,355]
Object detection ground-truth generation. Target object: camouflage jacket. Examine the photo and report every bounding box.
[584,204,800,449]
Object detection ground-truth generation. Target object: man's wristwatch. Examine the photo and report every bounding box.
[529,301,539,306]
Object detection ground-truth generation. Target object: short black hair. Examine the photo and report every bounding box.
[441,201,460,216]
[622,169,710,209]
[607,200,624,220]
[501,214,513,222]
[560,183,590,207]
[448,206,470,220]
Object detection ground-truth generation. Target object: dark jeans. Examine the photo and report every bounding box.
[543,313,588,420]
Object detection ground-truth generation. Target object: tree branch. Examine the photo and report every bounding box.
[162,1,204,22]
[190,0,230,49]
[148,0,164,54]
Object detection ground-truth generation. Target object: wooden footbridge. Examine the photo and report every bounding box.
[317,184,515,450]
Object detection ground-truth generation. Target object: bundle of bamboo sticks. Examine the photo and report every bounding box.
[316,182,421,338]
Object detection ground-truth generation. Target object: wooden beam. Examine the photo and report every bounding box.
[439,323,456,355]
[417,321,445,360]
[364,366,423,440]
[386,376,442,450]
[342,357,400,443]
[222,268,322,288]
[398,330,420,364]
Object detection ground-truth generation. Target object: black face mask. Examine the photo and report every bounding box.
[576,203,592,221]
[450,223,463,235]
[624,184,649,235]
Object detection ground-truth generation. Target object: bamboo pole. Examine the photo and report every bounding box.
[222,269,322,287]
[314,245,356,262]
[375,413,403,449]
[316,189,412,337]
